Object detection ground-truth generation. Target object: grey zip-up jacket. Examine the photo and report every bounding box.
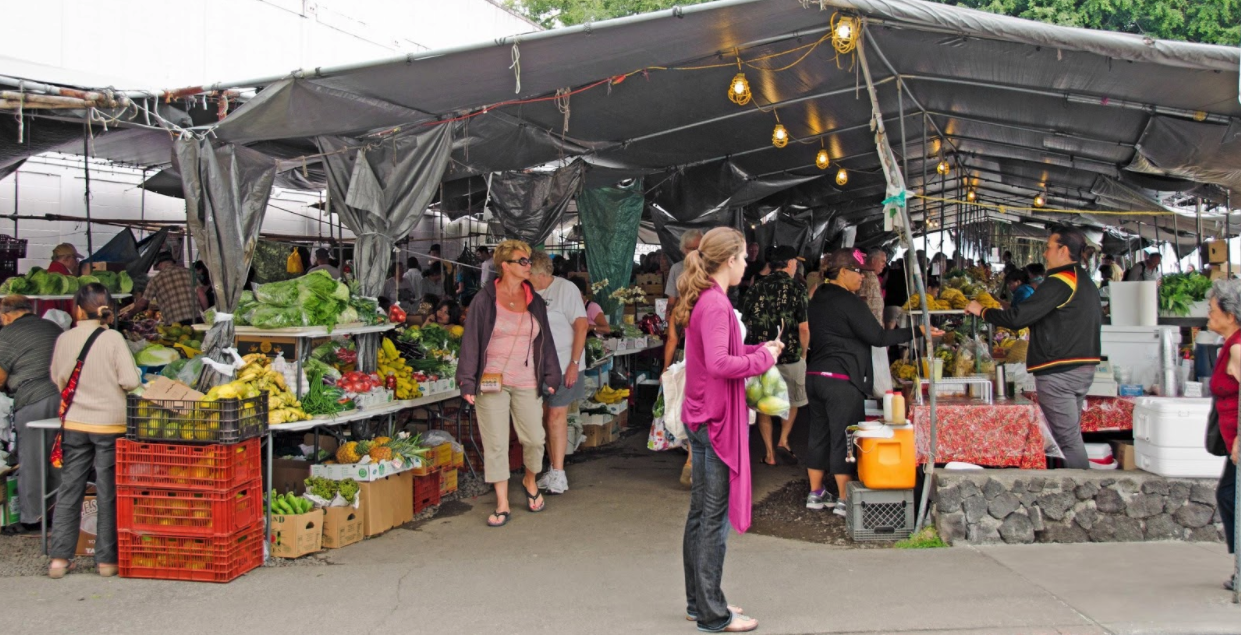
[456,279,562,396]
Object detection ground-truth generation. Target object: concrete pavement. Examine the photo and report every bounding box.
[1,433,1237,634]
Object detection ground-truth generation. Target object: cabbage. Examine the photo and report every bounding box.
[135,344,181,366]
[333,281,350,301]
[93,271,118,292]
[119,271,133,293]
[254,278,299,306]
[78,275,100,287]
[338,306,358,325]
[249,305,307,329]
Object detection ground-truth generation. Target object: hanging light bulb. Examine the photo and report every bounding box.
[966,188,977,203]
[728,72,751,106]
[937,159,951,175]
[772,123,789,148]
[835,168,849,186]
[1033,193,1046,208]
[830,13,859,54]
[816,147,830,170]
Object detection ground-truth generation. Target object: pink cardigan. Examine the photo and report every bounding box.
[681,283,775,533]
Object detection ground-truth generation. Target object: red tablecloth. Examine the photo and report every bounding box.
[1025,393,1135,433]
[913,400,1047,469]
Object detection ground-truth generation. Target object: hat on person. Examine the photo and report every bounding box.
[153,251,176,266]
[52,243,84,259]
[770,245,799,265]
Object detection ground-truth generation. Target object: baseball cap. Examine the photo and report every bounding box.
[770,245,799,263]
[52,243,84,259]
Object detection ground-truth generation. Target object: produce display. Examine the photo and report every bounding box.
[300,367,351,417]
[745,366,791,417]
[0,267,132,295]
[304,476,360,505]
[395,323,461,382]
[210,270,383,331]
[203,354,309,425]
[891,360,918,382]
[271,491,314,515]
[379,338,422,400]
[1158,272,1211,316]
[592,385,630,405]
[331,432,428,467]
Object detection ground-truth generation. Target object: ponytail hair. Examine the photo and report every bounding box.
[671,227,744,327]
[73,283,115,326]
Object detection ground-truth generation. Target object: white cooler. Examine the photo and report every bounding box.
[1131,396,1222,477]
[1134,440,1226,478]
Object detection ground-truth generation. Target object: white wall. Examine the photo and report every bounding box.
[0,0,537,88]
[0,0,539,267]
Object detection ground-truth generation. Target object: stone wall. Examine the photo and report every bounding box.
[934,470,1225,545]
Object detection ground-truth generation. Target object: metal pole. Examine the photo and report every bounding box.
[1196,197,1203,270]
[12,170,17,239]
[921,114,929,276]
[140,168,147,240]
[82,121,93,256]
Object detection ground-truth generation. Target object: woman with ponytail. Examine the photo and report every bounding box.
[678,227,782,633]
[46,284,141,578]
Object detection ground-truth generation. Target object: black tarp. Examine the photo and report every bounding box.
[174,140,276,390]
[315,126,453,370]
[487,159,586,245]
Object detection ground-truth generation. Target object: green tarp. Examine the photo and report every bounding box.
[579,180,643,323]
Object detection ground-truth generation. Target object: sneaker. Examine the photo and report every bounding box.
[806,489,834,510]
[833,500,847,517]
[536,472,553,491]
[545,469,568,495]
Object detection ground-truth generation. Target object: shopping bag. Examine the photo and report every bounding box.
[872,346,893,398]
[745,366,790,419]
[659,361,688,443]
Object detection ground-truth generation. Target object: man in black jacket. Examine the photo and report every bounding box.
[967,225,1101,469]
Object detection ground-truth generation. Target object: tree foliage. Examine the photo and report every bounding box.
[505,0,1239,45]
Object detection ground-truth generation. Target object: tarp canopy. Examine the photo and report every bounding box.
[174,140,276,390]
[5,0,1241,248]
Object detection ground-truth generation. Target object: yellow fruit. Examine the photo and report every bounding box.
[336,442,361,464]
[368,445,393,461]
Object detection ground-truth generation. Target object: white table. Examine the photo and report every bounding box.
[27,418,60,555]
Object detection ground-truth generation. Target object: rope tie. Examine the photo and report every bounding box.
[509,39,522,95]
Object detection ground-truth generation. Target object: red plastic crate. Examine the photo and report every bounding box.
[116,437,260,492]
[413,472,441,514]
[119,522,264,583]
[117,481,262,537]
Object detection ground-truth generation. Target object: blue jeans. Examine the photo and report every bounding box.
[683,424,733,631]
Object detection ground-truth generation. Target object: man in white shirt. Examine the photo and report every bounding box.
[529,250,588,495]
[402,256,424,303]
[478,246,496,287]
[306,248,340,278]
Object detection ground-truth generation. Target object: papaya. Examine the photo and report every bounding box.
[757,396,790,416]
[760,366,784,396]
[745,380,764,407]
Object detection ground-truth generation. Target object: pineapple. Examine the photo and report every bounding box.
[372,436,392,447]
[368,445,393,462]
[336,441,361,464]
[356,440,373,456]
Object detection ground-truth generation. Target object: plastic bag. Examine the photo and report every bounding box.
[745,366,790,419]
[953,336,995,378]
[249,305,307,329]
[287,248,304,274]
[658,361,688,444]
[160,356,206,386]
[253,278,300,307]
[872,346,894,398]
[647,382,684,451]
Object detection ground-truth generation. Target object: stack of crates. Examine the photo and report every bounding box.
[0,235,27,284]
[115,392,268,582]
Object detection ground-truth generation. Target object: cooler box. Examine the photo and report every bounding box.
[856,425,915,490]
[1134,439,1226,478]
[1132,397,1212,448]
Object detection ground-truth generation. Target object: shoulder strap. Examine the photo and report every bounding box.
[78,327,106,363]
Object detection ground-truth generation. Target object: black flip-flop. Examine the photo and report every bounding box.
[776,447,798,465]
[525,487,545,513]
[487,511,511,527]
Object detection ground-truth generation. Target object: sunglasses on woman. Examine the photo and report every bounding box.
[506,257,532,267]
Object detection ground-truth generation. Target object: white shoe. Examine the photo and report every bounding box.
[546,469,568,494]
[832,500,847,517]
[536,472,553,491]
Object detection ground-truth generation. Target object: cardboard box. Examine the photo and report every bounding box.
[357,471,414,537]
[270,508,324,558]
[321,506,363,549]
[234,335,300,360]
[310,458,417,482]
[1206,241,1228,264]
[581,415,616,448]
[1209,265,1240,281]
[141,377,205,413]
[75,494,97,557]
[638,273,665,297]
[273,459,312,496]
[1109,439,1136,470]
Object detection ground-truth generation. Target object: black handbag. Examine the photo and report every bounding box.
[1206,399,1230,457]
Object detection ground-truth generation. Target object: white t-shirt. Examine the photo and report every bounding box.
[665,261,684,297]
[402,268,424,301]
[537,276,588,373]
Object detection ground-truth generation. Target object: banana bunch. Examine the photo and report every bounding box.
[903,294,953,311]
[203,354,309,424]
[593,385,629,405]
[939,288,970,310]
[974,292,1002,310]
[379,338,422,400]
[890,360,918,382]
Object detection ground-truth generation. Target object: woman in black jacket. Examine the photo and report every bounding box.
[456,240,561,528]
[804,249,938,517]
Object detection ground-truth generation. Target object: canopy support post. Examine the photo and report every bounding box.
[1195,197,1203,270]
[858,29,938,534]
[82,121,93,256]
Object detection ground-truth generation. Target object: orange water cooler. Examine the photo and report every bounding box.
[856,424,916,490]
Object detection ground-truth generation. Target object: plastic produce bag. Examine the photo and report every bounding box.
[253,278,300,307]
[647,384,685,451]
[249,305,308,329]
[658,361,688,444]
[952,336,995,378]
[160,356,206,386]
[745,366,790,419]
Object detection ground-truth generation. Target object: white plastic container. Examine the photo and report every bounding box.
[1132,397,1212,448]
[1134,439,1226,478]
[1085,443,1114,462]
